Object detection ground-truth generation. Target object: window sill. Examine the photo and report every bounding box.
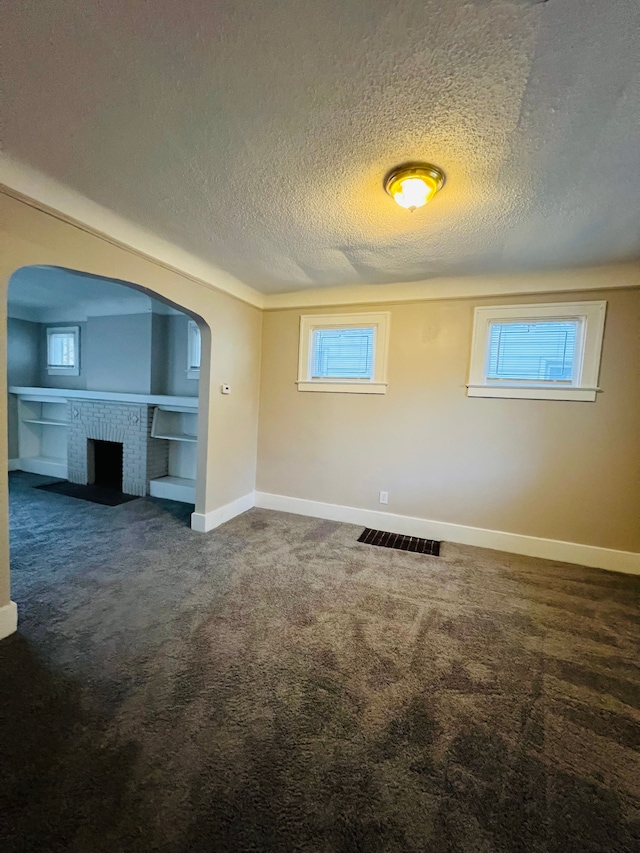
[187,370,200,380]
[47,367,80,377]
[297,381,387,394]
[466,384,599,402]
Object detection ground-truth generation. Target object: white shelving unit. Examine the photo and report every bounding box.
[149,405,198,503]
[16,393,69,478]
[150,408,198,442]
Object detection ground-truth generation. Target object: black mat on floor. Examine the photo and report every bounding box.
[358,527,440,555]
[35,480,139,506]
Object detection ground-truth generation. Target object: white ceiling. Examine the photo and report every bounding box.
[8,266,180,323]
[3,0,640,295]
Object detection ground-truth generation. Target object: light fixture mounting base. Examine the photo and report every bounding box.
[384,162,446,197]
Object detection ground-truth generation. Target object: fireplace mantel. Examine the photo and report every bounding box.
[9,386,198,409]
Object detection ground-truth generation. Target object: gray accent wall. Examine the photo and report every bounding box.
[7,318,40,459]
[150,314,170,395]
[8,318,40,386]
[165,315,199,397]
[84,314,153,394]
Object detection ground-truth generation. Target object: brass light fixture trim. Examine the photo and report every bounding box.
[384,163,446,211]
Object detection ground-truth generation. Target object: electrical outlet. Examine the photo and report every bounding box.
[221,384,230,394]
[379,490,388,505]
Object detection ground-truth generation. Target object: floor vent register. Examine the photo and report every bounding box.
[358,528,440,556]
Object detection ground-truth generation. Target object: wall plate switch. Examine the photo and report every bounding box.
[221,384,230,394]
[379,491,388,505]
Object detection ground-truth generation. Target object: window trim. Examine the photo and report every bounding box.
[46,326,80,376]
[187,320,201,380]
[467,301,607,401]
[297,312,390,393]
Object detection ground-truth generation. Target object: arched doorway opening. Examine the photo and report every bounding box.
[0,188,263,644]
[7,263,211,523]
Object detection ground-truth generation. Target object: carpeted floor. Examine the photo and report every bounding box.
[1,471,639,852]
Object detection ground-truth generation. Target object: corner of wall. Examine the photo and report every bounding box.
[191,491,256,533]
[0,601,18,641]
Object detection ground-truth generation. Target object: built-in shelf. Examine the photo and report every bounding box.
[150,407,199,502]
[149,475,196,504]
[152,432,197,443]
[151,408,198,444]
[22,419,68,427]
[14,394,69,478]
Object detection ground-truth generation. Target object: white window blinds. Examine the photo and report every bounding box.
[311,327,374,379]
[47,331,76,368]
[487,320,579,382]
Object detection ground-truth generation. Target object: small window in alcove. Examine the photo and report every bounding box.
[187,320,201,379]
[46,326,80,376]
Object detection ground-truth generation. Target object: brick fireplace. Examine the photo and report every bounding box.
[67,399,168,496]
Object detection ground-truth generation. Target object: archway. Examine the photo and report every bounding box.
[0,189,263,641]
[7,264,211,515]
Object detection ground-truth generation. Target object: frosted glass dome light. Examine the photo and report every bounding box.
[385,163,446,211]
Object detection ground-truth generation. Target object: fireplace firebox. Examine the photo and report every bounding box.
[88,439,124,491]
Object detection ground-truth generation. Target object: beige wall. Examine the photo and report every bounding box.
[0,191,262,606]
[2,187,639,612]
[257,287,640,553]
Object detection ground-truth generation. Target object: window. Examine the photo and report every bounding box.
[46,326,80,376]
[298,312,390,393]
[187,320,201,379]
[312,327,374,379]
[487,320,578,382]
[467,301,607,401]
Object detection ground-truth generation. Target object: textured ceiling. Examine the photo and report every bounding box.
[8,267,179,323]
[3,0,640,294]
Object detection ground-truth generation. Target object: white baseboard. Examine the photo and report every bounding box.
[191,491,255,533]
[16,457,68,479]
[0,601,18,641]
[254,492,640,575]
[7,459,20,472]
[149,476,196,504]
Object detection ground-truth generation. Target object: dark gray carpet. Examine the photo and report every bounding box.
[1,471,639,853]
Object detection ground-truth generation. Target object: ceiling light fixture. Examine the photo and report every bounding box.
[384,163,446,211]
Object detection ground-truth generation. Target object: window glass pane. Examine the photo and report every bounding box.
[311,327,374,379]
[188,322,201,370]
[48,332,76,367]
[487,320,578,381]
